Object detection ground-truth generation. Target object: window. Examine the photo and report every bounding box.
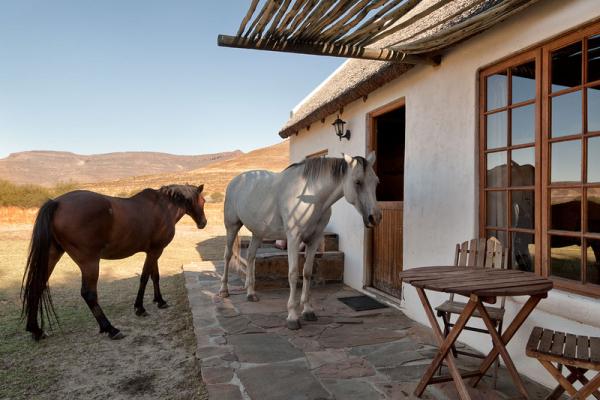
[480,22,600,296]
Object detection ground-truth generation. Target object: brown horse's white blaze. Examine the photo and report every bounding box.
[21,184,207,340]
[220,153,381,330]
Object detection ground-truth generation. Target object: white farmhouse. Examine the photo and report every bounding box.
[222,0,600,389]
[278,0,600,388]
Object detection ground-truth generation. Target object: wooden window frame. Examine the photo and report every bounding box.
[479,21,600,297]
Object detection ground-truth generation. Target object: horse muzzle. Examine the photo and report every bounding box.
[364,210,382,228]
[197,218,207,229]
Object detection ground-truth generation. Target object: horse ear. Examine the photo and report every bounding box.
[342,153,353,165]
[366,151,376,165]
[197,184,204,193]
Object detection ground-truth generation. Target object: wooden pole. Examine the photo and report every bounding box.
[217,34,440,65]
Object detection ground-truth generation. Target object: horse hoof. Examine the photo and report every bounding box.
[110,331,126,340]
[135,308,148,317]
[156,302,169,309]
[286,319,301,330]
[32,330,48,341]
[302,311,317,321]
[247,294,259,302]
[219,290,230,298]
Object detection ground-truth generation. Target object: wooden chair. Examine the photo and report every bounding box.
[527,327,600,400]
[435,237,509,386]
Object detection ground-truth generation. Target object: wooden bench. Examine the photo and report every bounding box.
[526,327,600,400]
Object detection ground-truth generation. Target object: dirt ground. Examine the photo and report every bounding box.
[0,204,230,400]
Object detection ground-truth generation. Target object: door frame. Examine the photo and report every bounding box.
[364,97,406,289]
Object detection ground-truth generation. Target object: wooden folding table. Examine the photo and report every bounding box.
[399,266,553,399]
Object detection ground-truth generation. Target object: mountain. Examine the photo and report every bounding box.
[0,150,243,187]
[83,141,290,197]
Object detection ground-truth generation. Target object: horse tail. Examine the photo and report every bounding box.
[22,199,60,338]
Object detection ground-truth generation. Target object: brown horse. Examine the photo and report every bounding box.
[22,184,207,340]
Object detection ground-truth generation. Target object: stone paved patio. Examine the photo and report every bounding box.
[184,261,555,400]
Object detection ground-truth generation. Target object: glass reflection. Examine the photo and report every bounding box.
[588,136,600,182]
[487,73,508,110]
[486,191,507,228]
[512,104,535,145]
[551,42,582,92]
[512,191,534,229]
[551,140,581,183]
[512,232,534,272]
[550,236,581,281]
[587,239,600,285]
[588,86,600,132]
[550,189,581,231]
[588,34,600,83]
[487,151,507,187]
[588,188,600,233]
[511,147,535,186]
[551,91,582,137]
[512,62,536,103]
[487,111,507,149]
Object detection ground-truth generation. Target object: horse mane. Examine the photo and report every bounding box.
[158,184,198,208]
[284,156,366,183]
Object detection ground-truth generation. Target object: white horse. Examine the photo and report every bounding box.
[219,153,382,330]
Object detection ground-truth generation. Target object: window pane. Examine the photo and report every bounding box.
[551,41,582,92]
[511,104,535,145]
[551,91,582,137]
[487,151,507,187]
[587,238,600,285]
[511,147,535,186]
[512,190,534,229]
[512,232,534,272]
[487,73,508,110]
[486,191,507,228]
[588,34,600,83]
[551,140,581,183]
[550,236,581,281]
[588,188,600,233]
[588,136,600,182]
[588,86,600,132]
[551,189,581,231]
[511,62,536,103]
[486,111,507,149]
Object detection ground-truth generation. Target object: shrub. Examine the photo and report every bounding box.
[0,180,77,208]
[209,191,224,203]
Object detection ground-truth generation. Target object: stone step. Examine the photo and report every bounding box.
[240,231,339,252]
[233,246,344,289]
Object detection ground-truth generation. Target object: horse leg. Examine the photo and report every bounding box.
[149,250,168,309]
[79,260,124,340]
[245,234,262,302]
[286,236,301,330]
[300,239,320,321]
[220,222,242,298]
[134,251,159,316]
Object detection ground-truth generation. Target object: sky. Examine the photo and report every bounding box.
[0,1,343,158]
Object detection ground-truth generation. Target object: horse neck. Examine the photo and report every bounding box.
[311,175,344,210]
[161,195,186,223]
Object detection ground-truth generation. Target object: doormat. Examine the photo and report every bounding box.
[338,295,388,312]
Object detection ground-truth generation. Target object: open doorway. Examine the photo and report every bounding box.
[367,100,405,298]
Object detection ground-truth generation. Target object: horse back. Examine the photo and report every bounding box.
[52,190,162,259]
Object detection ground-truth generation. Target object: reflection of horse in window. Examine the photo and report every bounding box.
[547,200,600,260]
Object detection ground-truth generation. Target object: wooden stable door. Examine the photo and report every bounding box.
[372,201,403,297]
[369,100,405,298]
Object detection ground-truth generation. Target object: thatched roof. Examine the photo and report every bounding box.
[277,0,540,138]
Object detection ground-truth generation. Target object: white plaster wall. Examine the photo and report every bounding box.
[289,0,600,388]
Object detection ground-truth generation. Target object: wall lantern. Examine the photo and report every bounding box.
[332,115,351,141]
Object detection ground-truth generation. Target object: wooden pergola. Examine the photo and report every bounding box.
[218,0,539,66]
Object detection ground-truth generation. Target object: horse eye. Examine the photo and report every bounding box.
[354,180,362,186]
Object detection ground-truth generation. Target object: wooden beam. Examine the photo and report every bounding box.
[217,34,440,65]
